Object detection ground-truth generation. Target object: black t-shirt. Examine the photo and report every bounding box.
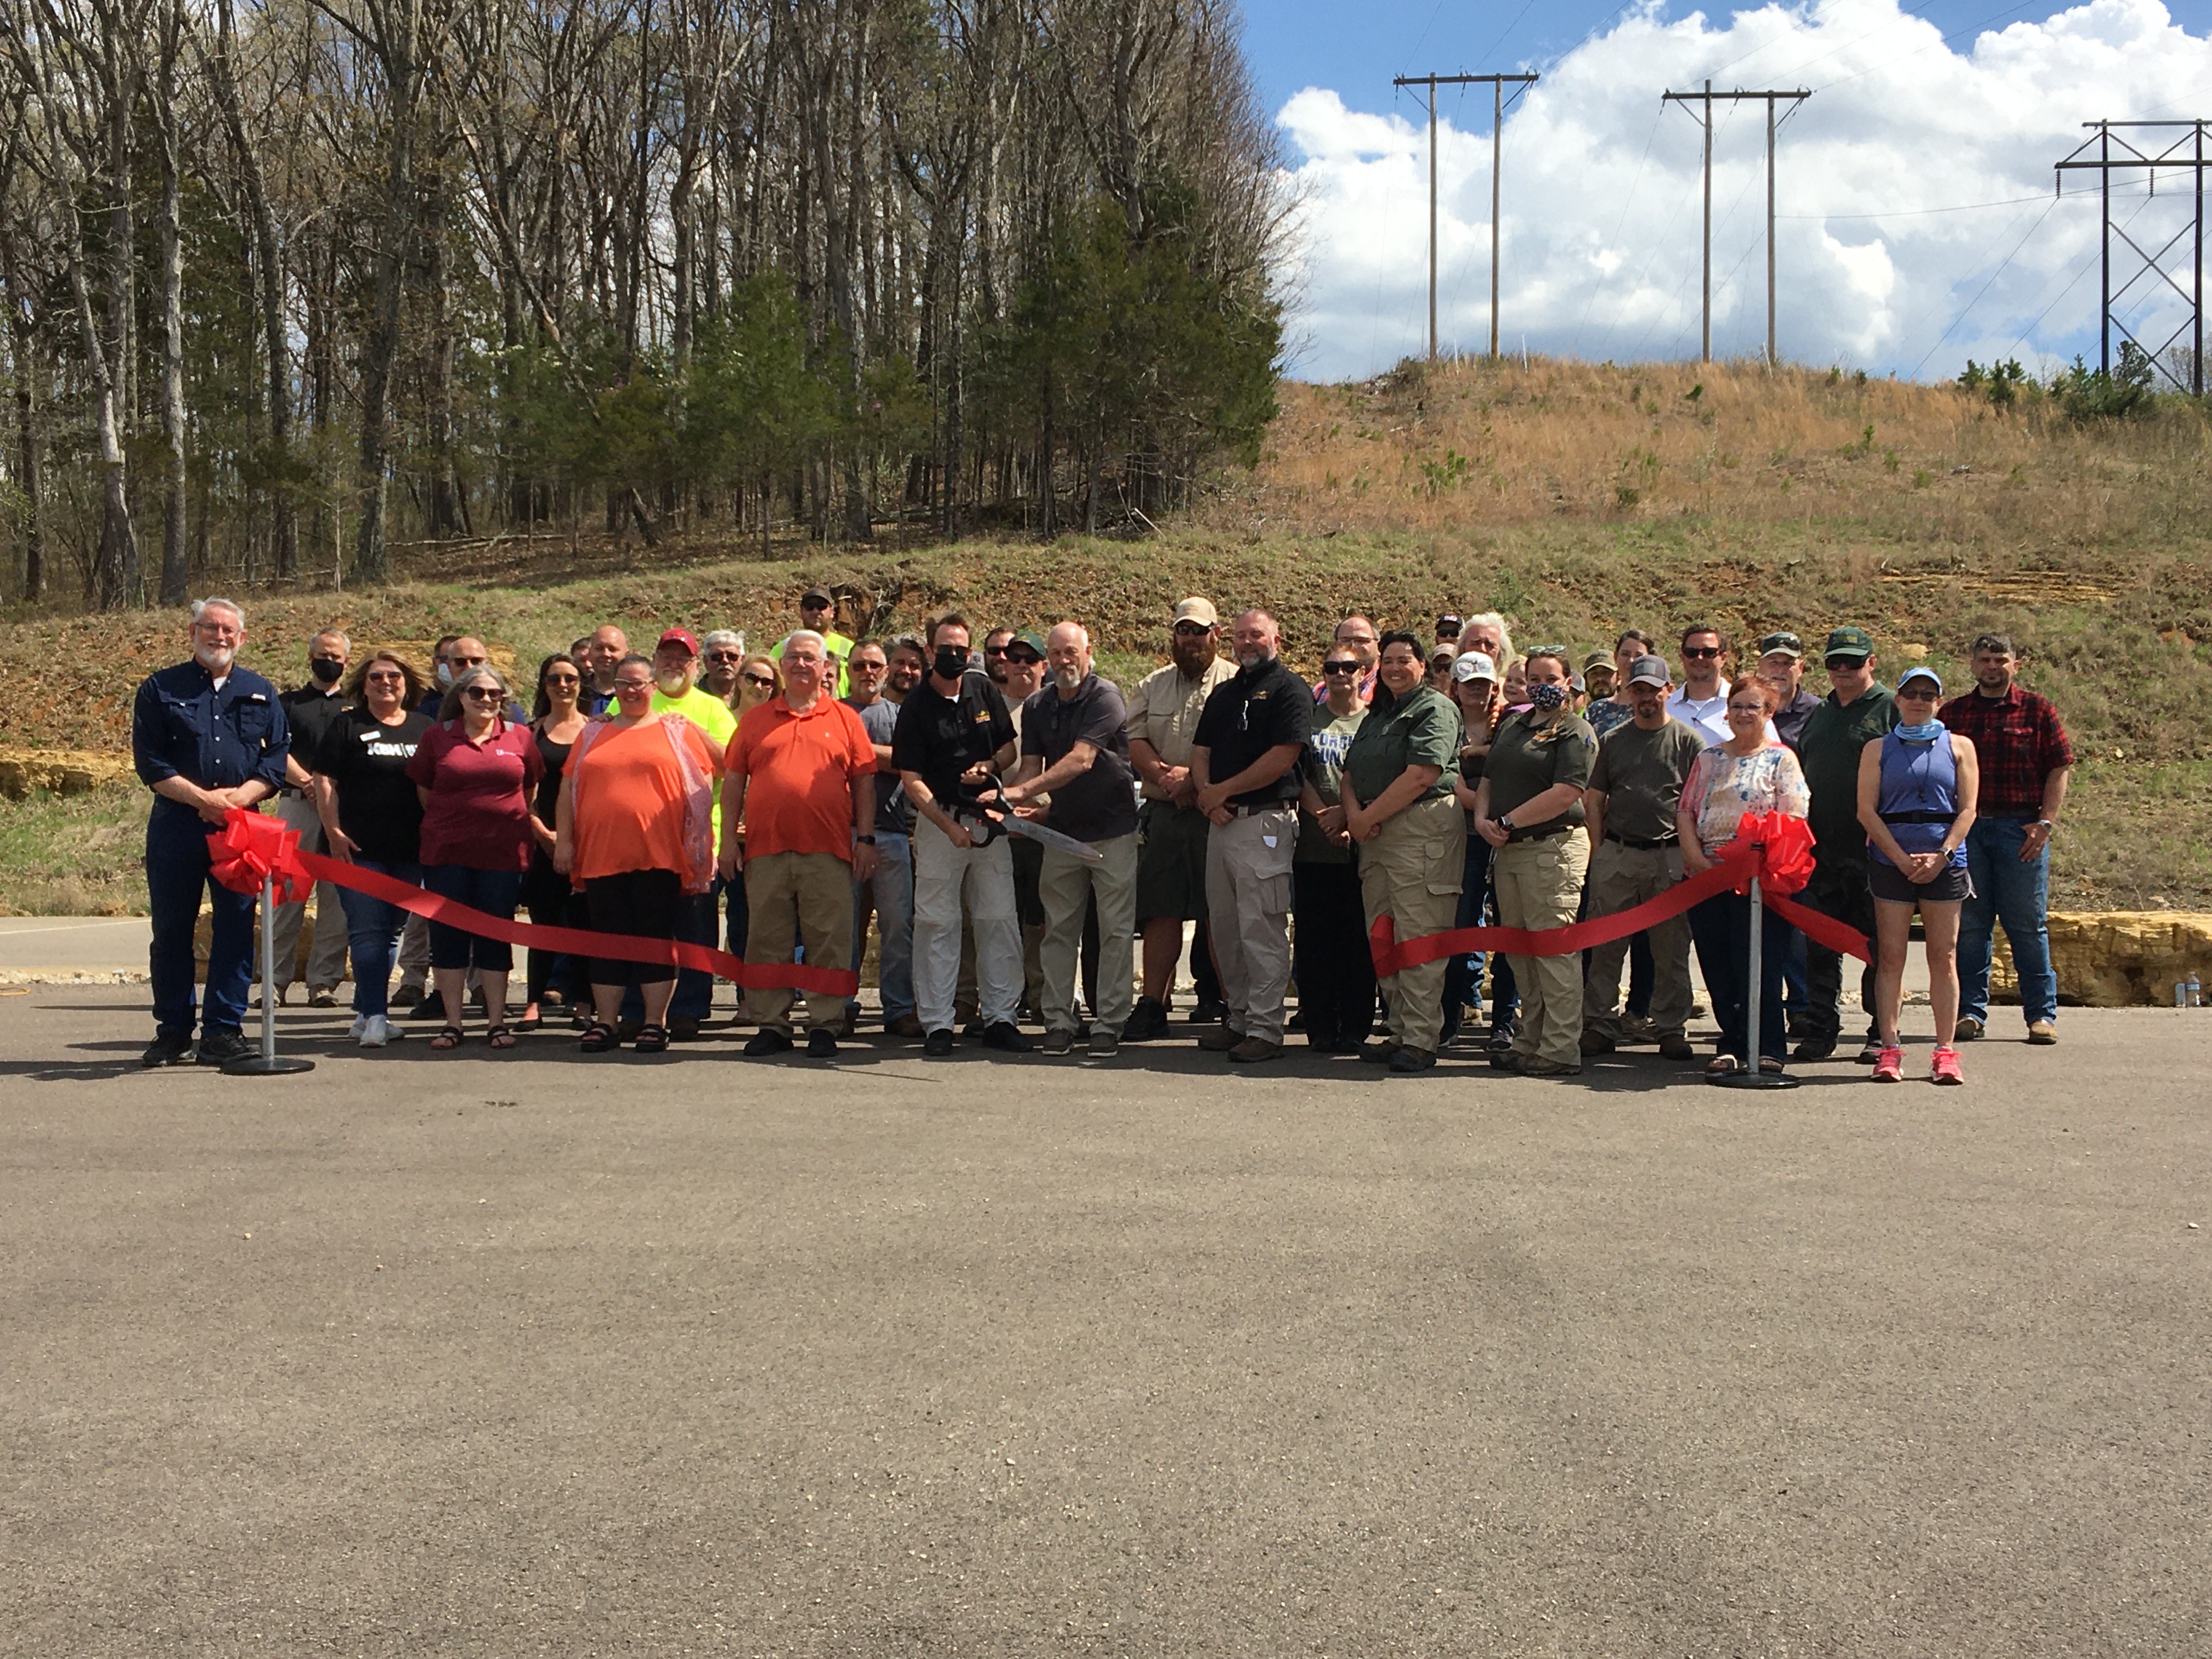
[314,708,433,864]
[1021,675,1139,843]
[891,671,1013,809]
[281,686,350,783]
[1192,656,1313,808]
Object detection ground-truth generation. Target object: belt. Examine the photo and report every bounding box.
[1228,800,1295,817]
[1604,830,1678,850]
[1506,822,1572,843]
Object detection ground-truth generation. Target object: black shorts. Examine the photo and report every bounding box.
[1135,799,1211,924]
[1867,859,1972,906]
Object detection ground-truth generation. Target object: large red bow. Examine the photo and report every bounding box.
[209,806,312,905]
[1719,810,1816,897]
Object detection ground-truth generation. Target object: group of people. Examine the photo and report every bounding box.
[134,589,2074,1085]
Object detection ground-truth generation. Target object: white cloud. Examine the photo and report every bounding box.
[1277,0,2212,382]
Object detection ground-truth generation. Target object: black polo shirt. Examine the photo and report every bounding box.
[1192,656,1312,808]
[891,670,1013,808]
[280,684,350,785]
[1021,674,1138,842]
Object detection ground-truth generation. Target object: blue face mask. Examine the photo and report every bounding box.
[1527,681,1567,710]
[1895,718,1944,742]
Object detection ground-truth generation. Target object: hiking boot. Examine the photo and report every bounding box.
[1359,1039,1402,1065]
[887,1013,924,1039]
[1791,1036,1837,1062]
[1040,1028,1076,1056]
[1516,1056,1582,1078]
[142,1031,194,1068]
[806,1028,838,1059]
[1579,1030,1616,1056]
[744,1029,794,1057]
[1087,1029,1120,1059]
[1952,1014,1984,1043]
[1387,1045,1436,1073]
[1657,1034,1697,1062]
[1188,998,1228,1025]
[1197,1025,1244,1052]
[1227,1037,1284,1064]
[1122,997,1171,1042]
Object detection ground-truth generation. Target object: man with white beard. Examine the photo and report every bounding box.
[132,597,292,1068]
[1000,622,1139,1057]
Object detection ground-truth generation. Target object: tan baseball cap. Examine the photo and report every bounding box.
[1172,597,1218,628]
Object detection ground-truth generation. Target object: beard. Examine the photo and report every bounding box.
[194,643,236,674]
[1053,664,1084,692]
[1171,639,1214,674]
[1234,645,1273,669]
[656,673,690,697]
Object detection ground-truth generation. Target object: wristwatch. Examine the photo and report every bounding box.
[855,834,877,845]
[1498,812,1516,832]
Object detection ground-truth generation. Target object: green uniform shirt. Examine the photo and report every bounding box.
[1485,709,1598,832]
[1343,684,1459,808]
[1798,682,1897,851]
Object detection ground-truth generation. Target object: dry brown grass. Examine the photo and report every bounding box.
[1220,356,2212,554]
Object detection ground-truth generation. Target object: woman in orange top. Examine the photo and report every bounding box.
[553,653,724,1053]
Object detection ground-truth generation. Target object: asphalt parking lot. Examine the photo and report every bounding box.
[3,986,2206,1656]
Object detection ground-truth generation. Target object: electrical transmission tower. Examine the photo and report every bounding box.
[1661,81,1809,363]
[2055,121,2208,394]
[1393,71,1538,359]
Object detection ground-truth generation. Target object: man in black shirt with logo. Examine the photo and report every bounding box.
[1190,609,1312,1064]
[892,611,1029,1056]
[265,627,354,1008]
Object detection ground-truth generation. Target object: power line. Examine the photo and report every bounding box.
[1663,82,1811,363]
[1911,196,2058,376]
[1392,71,1538,358]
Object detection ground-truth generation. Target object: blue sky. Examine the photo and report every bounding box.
[1250,0,2212,382]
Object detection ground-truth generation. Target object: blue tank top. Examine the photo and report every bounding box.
[1871,729,1966,868]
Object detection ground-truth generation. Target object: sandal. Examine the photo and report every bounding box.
[487,1024,518,1051]
[1759,1056,1785,1075]
[580,1022,618,1053]
[1705,1054,1741,1077]
[430,1025,466,1051]
[634,1022,670,1054]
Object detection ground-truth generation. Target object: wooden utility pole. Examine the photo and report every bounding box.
[1661,83,1809,363]
[1393,71,1538,358]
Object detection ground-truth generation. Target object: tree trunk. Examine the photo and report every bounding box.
[153,0,189,606]
[354,0,423,586]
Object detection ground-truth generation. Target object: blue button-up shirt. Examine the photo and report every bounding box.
[132,659,291,812]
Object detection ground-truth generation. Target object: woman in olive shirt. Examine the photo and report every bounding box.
[1472,646,1599,1077]
[1341,631,1466,1073]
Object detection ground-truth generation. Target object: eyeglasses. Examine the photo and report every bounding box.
[545,673,581,687]
[705,651,742,663]
[364,670,404,684]
[614,679,654,693]
[1824,655,1867,672]
[462,687,504,702]
[1321,661,1361,675]
[741,673,776,689]
[1680,646,1721,660]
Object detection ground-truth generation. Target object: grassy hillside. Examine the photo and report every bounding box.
[4,357,2208,915]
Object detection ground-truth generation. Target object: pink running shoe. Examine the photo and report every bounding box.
[1871,1044,1905,1082]
[1929,1045,1965,1086]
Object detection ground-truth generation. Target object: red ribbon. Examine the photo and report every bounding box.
[1368,810,1871,977]
[211,808,860,996]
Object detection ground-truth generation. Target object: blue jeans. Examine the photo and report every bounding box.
[851,831,915,1023]
[146,805,257,1037]
[337,858,422,1017]
[1442,834,1491,1037]
[422,864,524,971]
[1688,891,1791,1062]
[1959,816,2057,1025]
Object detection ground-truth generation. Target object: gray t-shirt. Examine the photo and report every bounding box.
[1589,718,1707,842]
[1296,706,1366,866]
[1020,674,1139,843]
[846,695,910,836]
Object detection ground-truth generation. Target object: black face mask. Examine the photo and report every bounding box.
[933,646,968,681]
[309,657,345,686]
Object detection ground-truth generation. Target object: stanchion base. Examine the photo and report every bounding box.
[1709,1070,1801,1090]
[221,1055,317,1077]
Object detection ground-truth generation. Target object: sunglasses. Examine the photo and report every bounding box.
[741,673,776,689]
[545,673,581,687]
[1825,655,1867,672]
[449,656,488,669]
[1321,661,1362,675]
[462,686,504,701]
[364,670,405,684]
[1005,652,1042,667]
[614,679,654,692]
[1172,622,1215,637]
[1680,646,1721,659]
[984,644,1011,656]
[1897,687,1940,700]
[705,651,742,663]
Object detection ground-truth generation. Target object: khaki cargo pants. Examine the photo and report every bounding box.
[1358,794,1466,1055]
[1580,839,1695,1043]
[1493,827,1592,1068]
[1203,806,1297,1045]
[744,849,856,1034]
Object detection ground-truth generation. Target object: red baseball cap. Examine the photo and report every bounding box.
[656,628,700,656]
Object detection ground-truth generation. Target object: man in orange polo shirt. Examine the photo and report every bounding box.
[719,631,880,1058]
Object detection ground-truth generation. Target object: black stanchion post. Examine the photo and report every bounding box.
[224,872,315,1077]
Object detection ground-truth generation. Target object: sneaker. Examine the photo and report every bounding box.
[1952,1015,1984,1043]
[980,1021,1031,1053]
[308,988,339,1009]
[1187,998,1228,1025]
[1358,1039,1402,1065]
[1516,1056,1583,1078]
[1040,1028,1076,1056]
[1870,1044,1905,1082]
[1622,1015,1658,1042]
[1791,1037,1837,1063]
[1197,1025,1244,1052]
[1930,1045,1965,1085]
[806,1028,838,1059]
[1578,1030,1616,1056]
[1087,1029,1120,1059]
[1658,1034,1698,1061]
[1227,1037,1284,1064]
[142,1031,194,1068]
[2027,1019,2058,1046]
[667,1016,703,1042]
[349,1014,369,1041]
[195,1029,252,1066]
[359,1014,401,1048]
[388,983,424,1009]
[1387,1045,1436,1073]
[408,990,447,1022]
[1122,997,1171,1042]
[1855,1035,1887,1065]
[744,1029,795,1057]
[886,1013,924,1039]
[1488,1050,1521,1072]
[1486,1025,1516,1054]
[923,1028,957,1057]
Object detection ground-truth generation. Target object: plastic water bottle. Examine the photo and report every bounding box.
[2188,972,2203,1009]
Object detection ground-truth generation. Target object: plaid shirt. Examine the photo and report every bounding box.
[1938,684,2073,816]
